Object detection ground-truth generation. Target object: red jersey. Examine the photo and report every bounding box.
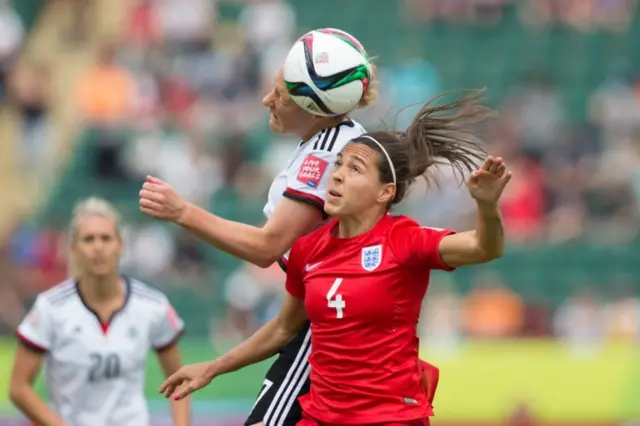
[285,214,455,424]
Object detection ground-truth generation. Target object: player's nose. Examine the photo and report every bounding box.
[261,90,275,106]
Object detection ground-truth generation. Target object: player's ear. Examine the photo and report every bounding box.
[376,183,395,205]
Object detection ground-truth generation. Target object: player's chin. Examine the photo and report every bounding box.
[323,200,342,217]
[268,114,284,133]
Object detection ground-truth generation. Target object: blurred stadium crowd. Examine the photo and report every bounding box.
[0,0,639,351]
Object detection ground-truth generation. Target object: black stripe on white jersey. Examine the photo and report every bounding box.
[312,129,328,150]
[263,327,312,426]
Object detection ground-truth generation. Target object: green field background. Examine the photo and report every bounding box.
[0,338,638,422]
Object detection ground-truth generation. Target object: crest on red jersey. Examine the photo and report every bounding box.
[361,245,382,271]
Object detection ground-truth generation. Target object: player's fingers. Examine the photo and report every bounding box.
[501,170,513,185]
[488,157,502,173]
[480,156,493,171]
[139,189,165,204]
[495,163,506,178]
[159,376,182,396]
[146,176,169,186]
[174,384,196,401]
[141,182,166,192]
[139,197,164,209]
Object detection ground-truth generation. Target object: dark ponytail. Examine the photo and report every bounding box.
[353,89,492,206]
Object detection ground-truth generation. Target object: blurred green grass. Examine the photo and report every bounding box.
[0,338,638,422]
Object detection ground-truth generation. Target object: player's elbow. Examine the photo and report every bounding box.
[9,382,28,406]
[476,244,503,263]
[254,232,290,268]
[254,255,279,269]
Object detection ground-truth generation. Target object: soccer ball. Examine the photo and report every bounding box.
[284,28,372,116]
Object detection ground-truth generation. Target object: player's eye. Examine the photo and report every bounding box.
[333,160,342,168]
[350,165,361,173]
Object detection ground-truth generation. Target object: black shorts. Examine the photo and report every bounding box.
[245,321,311,426]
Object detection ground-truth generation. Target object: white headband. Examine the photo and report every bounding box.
[359,135,397,185]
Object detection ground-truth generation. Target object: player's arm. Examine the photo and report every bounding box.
[392,205,504,271]
[156,344,190,426]
[176,197,321,268]
[438,201,504,268]
[10,297,66,426]
[206,239,310,376]
[9,345,66,426]
[140,150,334,268]
[207,293,307,377]
[151,298,190,425]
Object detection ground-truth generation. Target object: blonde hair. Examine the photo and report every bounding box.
[357,61,379,109]
[67,197,123,277]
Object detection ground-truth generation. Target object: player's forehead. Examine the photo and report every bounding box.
[339,142,379,166]
[274,69,287,92]
[75,214,118,236]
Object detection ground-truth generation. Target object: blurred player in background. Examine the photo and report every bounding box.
[158,90,511,425]
[9,197,190,426]
[139,30,377,426]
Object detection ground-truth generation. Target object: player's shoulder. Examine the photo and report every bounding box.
[129,278,169,306]
[388,215,422,232]
[294,218,337,251]
[38,279,78,309]
[304,118,365,154]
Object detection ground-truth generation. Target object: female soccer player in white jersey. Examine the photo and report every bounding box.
[9,197,190,426]
[138,30,379,426]
[158,90,511,426]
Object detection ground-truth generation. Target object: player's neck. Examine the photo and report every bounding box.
[337,210,386,239]
[78,274,125,303]
[300,116,345,142]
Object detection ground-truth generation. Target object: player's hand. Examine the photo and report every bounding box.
[466,156,512,204]
[139,176,188,222]
[159,362,216,400]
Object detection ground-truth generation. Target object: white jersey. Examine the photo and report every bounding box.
[16,278,184,426]
[264,119,365,265]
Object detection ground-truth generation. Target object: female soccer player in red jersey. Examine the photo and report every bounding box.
[158,90,511,425]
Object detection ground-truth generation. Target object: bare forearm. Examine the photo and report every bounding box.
[474,201,505,259]
[209,318,298,377]
[177,203,274,267]
[170,398,190,426]
[10,387,65,426]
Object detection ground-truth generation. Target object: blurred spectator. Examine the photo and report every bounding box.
[220,262,285,340]
[155,0,215,56]
[0,0,24,103]
[76,44,136,126]
[125,0,162,49]
[64,0,95,43]
[239,0,296,86]
[9,60,53,173]
[499,156,547,243]
[120,221,176,280]
[462,272,525,338]
[553,288,604,356]
[520,0,637,31]
[502,71,566,157]
[403,0,511,24]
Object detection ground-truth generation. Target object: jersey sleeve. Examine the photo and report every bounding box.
[282,149,335,215]
[391,218,456,271]
[285,239,307,299]
[17,296,54,353]
[150,297,185,351]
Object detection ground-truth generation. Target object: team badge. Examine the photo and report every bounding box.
[361,245,382,271]
[297,155,329,188]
